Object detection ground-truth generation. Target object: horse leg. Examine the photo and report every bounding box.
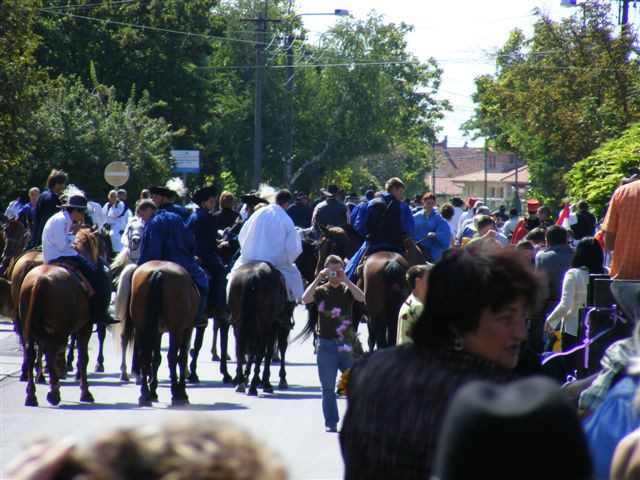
[278,325,289,389]
[36,348,46,384]
[178,329,192,404]
[77,323,94,403]
[168,333,181,405]
[219,318,233,384]
[137,338,152,407]
[24,340,38,406]
[149,335,161,403]
[132,340,142,384]
[234,326,246,393]
[94,324,106,373]
[120,330,129,382]
[211,319,220,361]
[44,347,61,406]
[66,333,76,373]
[367,319,377,352]
[188,325,205,383]
[249,338,266,396]
[261,327,276,394]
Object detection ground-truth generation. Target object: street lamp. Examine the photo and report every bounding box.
[283,9,349,188]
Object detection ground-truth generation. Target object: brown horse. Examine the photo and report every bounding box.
[126,260,199,406]
[19,229,99,406]
[315,224,363,276]
[228,261,287,395]
[0,214,28,277]
[362,251,410,350]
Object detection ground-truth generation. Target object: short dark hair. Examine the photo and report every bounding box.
[571,237,605,274]
[385,177,405,192]
[135,199,157,215]
[275,189,292,206]
[411,249,543,349]
[509,208,519,217]
[577,200,589,211]
[476,214,495,232]
[524,227,546,245]
[46,169,68,189]
[422,192,436,202]
[406,264,431,289]
[537,206,551,218]
[440,203,454,221]
[545,225,567,246]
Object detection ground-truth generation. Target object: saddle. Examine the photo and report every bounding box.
[50,260,95,298]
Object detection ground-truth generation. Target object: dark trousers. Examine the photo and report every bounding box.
[55,256,110,317]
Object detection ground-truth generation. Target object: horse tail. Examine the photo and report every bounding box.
[293,302,318,344]
[383,259,407,341]
[141,270,163,361]
[236,271,259,358]
[113,263,136,352]
[110,248,130,271]
[22,276,44,344]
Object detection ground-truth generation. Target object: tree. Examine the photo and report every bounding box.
[564,122,640,218]
[0,0,44,204]
[463,1,640,205]
[18,75,174,200]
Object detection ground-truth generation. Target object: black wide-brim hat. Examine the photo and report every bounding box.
[321,184,343,197]
[148,185,176,198]
[192,185,217,205]
[240,192,269,206]
[434,376,592,480]
[59,195,88,209]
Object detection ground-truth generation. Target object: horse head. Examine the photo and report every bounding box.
[74,228,99,265]
[126,218,145,263]
[0,216,28,276]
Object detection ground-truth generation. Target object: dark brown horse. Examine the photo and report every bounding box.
[19,229,99,406]
[362,251,410,350]
[126,260,199,406]
[0,214,28,277]
[315,224,363,276]
[228,261,287,395]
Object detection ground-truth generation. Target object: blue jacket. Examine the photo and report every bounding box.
[412,208,450,262]
[353,194,414,252]
[287,201,312,228]
[161,202,190,223]
[186,208,224,274]
[138,210,208,291]
[30,189,61,247]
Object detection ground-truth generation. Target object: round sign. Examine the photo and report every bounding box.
[104,162,130,187]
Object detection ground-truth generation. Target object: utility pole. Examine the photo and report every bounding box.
[483,138,488,205]
[621,0,630,27]
[253,9,266,189]
[283,34,294,189]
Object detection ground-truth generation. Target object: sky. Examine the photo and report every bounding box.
[294,0,632,147]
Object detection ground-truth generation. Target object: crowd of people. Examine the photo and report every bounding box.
[2,167,640,480]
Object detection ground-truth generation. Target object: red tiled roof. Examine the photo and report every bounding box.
[450,165,529,184]
[432,177,463,196]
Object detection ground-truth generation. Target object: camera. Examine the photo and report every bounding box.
[328,270,337,278]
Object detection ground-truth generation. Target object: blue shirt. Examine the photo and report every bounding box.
[353,193,414,251]
[186,208,224,273]
[161,202,190,223]
[138,210,208,290]
[412,208,450,262]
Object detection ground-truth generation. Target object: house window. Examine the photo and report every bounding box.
[489,155,496,169]
[497,187,504,198]
[490,187,496,198]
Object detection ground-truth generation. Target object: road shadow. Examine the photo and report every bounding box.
[274,361,316,367]
[182,381,236,389]
[58,401,139,410]
[167,402,248,411]
[285,384,321,393]
[260,392,322,400]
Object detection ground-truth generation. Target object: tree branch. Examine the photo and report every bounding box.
[290,87,350,185]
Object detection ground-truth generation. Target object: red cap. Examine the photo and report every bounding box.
[526,199,540,213]
[466,196,478,208]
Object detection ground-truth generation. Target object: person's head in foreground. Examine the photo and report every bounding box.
[411,248,543,368]
[6,417,286,480]
[434,376,592,480]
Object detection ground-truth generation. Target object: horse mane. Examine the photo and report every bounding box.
[74,229,98,265]
[111,248,131,271]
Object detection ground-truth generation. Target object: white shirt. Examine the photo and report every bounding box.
[501,216,520,237]
[229,204,304,300]
[103,201,129,252]
[448,207,464,236]
[42,210,77,263]
[546,267,589,336]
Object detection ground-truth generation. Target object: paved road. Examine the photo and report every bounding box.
[0,307,352,479]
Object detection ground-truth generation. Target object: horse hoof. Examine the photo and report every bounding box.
[222,374,233,384]
[80,392,95,403]
[211,353,220,361]
[25,395,38,407]
[248,387,258,396]
[120,373,129,382]
[278,379,289,389]
[138,397,152,407]
[36,374,47,385]
[75,372,81,381]
[150,393,159,403]
[235,383,245,393]
[46,392,61,406]
[20,373,28,382]
[171,397,190,406]
[94,364,104,373]
[262,383,274,394]
[187,373,200,384]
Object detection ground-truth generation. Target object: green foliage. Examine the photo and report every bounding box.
[19,75,173,200]
[0,0,44,201]
[463,1,640,203]
[565,122,640,217]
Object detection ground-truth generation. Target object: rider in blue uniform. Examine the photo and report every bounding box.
[345,178,414,280]
[136,199,209,325]
[148,185,190,223]
[186,186,227,319]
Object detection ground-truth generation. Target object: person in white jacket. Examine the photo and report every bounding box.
[545,237,607,352]
[102,190,128,255]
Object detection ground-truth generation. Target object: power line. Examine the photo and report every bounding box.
[30,0,139,10]
[35,7,269,46]
[195,59,421,70]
